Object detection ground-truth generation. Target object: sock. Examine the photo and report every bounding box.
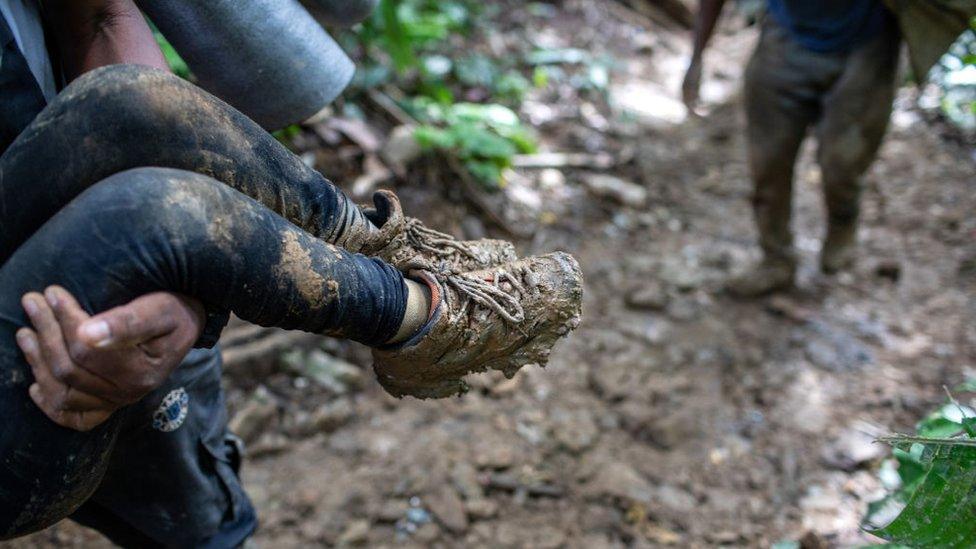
[389,278,432,343]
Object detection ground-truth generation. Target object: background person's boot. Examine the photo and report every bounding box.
[726,255,796,297]
[820,222,857,274]
[372,252,584,399]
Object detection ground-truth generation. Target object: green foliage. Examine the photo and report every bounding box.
[351,0,539,189]
[363,0,475,74]
[864,397,976,547]
[412,101,536,190]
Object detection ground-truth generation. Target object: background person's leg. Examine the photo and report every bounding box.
[0,167,408,538]
[729,19,825,295]
[817,23,901,273]
[0,64,382,265]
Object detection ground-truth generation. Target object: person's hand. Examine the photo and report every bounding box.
[681,55,703,114]
[16,287,206,431]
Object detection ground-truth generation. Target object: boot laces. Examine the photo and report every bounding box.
[404,218,527,325]
[440,265,530,325]
[404,218,481,269]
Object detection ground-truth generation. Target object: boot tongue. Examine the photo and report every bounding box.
[358,190,408,256]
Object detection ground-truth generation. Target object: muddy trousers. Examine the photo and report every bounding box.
[0,64,383,265]
[0,168,409,541]
[743,17,901,264]
[0,66,409,542]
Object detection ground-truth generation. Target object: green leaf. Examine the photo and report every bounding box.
[272,124,302,144]
[464,159,503,188]
[893,446,927,488]
[494,70,531,102]
[866,440,976,547]
[380,0,417,72]
[455,54,497,87]
[413,126,456,150]
[454,126,517,160]
[533,66,550,88]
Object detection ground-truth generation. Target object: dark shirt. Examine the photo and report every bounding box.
[0,12,47,154]
[767,0,892,53]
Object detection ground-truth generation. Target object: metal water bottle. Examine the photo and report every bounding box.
[137,0,356,130]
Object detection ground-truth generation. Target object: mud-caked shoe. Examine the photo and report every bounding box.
[372,252,584,399]
[356,190,517,271]
[725,257,795,297]
[820,223,857,274]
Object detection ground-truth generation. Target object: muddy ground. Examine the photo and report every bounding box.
[7,1,976,548]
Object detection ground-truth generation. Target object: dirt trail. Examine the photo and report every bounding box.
[6,1,975,548]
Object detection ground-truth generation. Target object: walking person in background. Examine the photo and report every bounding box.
[683,0,901,296]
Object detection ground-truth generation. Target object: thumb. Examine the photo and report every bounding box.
[78,295,179,349]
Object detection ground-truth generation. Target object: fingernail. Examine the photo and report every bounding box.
[28,383,41,402]
[80,320,111,346]
[22,296,38,317]
[16,331,36,354]
[44,287,59,308]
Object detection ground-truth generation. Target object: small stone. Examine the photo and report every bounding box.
[586,462,654,503]
[625,282,670,310]
[464,498,498,519]
[552,408,600,453]
[381,125,422,173]
[375,499,409,523]
[461,215,486,240]
[248,432,291,457]
[451,462,484,501]
[413,522,442,543]
[308,398,355,434]
[659,260,705,292]
[336,519,370,546]
[653,484,696,513]
[281,349,364,394]
[644,524,683,545]
[618,314,671,346]
[473,441,515,469]
[426,486,469,534]
[228,387,277,443]
[821,427,885,471]
[582,173,648,208]
[538,168,566,189]
[667,298,701,322]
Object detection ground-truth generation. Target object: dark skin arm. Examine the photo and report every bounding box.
[17,1,207,431]
[682,0,728,112]
[42,0,169,80]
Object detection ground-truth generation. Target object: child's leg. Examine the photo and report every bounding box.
[0,64,381,264]
[0,167,409,538]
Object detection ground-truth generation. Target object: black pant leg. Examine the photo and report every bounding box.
[0,167,406,538]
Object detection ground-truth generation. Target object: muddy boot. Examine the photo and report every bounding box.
[357,190,517,271]
[726,255,796,297]
[372,252,584,399]
[820,222,857,274]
